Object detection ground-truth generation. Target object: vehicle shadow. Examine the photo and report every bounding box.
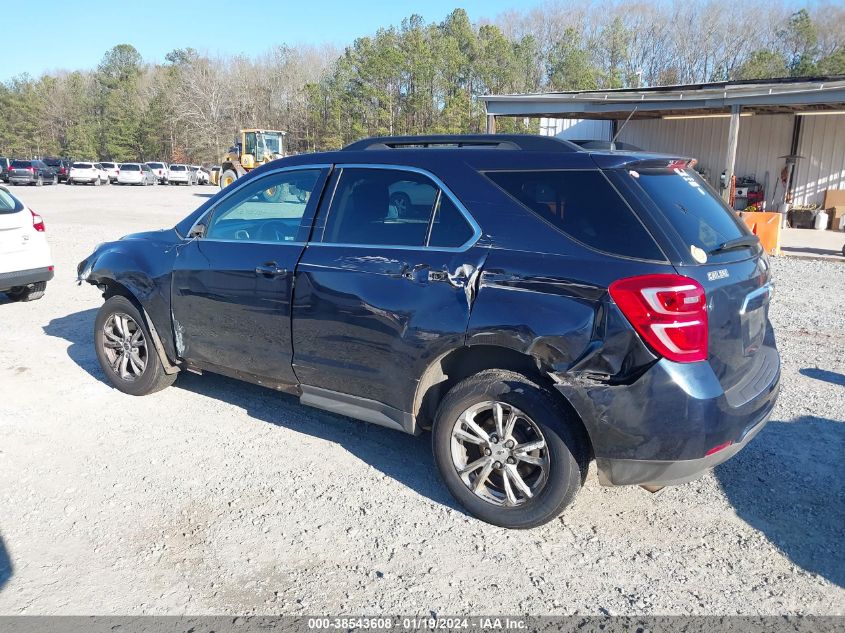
[43,308,461,513]
[192,193,215,198]
[174,372,460,512]
[715,415,844,588]
[43,308,106,382]
[799,367,845,386]
[0,534,11,591]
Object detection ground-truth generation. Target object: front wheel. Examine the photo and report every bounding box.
[94,295,177,396]
[220,169,238,189]
[432,370,588,529]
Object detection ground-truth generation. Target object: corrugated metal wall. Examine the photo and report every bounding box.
[540,117,612,141]
[617,115,794,201]
[538,113,845,206]
[793,114,845,206]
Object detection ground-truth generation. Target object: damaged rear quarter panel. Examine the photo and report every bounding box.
[466,247,665,453]
[82,229,182,362]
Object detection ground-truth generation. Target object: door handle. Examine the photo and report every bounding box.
[400,263,431,281]
[255,262,287,277]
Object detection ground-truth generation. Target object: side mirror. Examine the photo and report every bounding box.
[188,223,206,239]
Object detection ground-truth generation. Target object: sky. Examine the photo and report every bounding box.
[3,0,533,81]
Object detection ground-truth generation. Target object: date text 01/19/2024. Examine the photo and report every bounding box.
[306,617,528,630]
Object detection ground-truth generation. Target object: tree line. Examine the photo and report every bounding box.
[1,1,843,164]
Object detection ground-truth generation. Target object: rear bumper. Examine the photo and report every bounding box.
[595,403,773,486]
[9,176,36,184]
[556,346,781,487]
[0,266,54,292]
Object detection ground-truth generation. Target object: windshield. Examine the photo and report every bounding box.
[262,132,283,155]
[633,168,746,252]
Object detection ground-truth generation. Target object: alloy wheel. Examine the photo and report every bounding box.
[450,401,550,507]
[101,313,148,381]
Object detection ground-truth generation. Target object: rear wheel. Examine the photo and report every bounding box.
[94,177,100,186]
[94,295,177,396]
[52,175,58,185]
[35,175,43,186]
[7,281,46,302]
[432,370,588,529]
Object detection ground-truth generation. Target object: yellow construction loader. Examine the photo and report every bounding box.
[219,129,286,188]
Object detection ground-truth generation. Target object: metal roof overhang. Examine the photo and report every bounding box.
[481,77,845,119]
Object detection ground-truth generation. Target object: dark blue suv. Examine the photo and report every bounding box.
[78,135,780,528]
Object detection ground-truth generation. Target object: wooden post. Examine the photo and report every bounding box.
[486,114,496,134]
[723,105,741,202]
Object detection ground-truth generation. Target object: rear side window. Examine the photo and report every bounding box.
[429,196,474,248]
[485,170,663,260]
[634,169,745,251]
[0,188,21,213]
[322,168,436,246]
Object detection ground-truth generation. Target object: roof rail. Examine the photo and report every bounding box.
[342,134,581,152]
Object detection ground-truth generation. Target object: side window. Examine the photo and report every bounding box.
[322,168,437,246]
[428,195,474,248]
[205,169,323,243]
[485,170,663,260]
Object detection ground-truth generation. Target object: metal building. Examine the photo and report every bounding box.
[482,76,845,207]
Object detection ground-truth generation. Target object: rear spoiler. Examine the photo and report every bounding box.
[590,153,697,170]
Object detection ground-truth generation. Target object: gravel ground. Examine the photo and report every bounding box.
[0,184,842,615]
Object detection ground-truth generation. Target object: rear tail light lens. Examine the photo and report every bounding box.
[31,209,45,232]
[609,274,708,363]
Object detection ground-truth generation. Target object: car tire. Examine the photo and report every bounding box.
[220,169,238,189]
[7,281,46,302]
[94,177,100,186]
[52,175,58,185]
[35,175,43,187]
[94,295,177,396]
[432,369,588,529]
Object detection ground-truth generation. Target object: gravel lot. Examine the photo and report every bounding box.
[0,184,842,615]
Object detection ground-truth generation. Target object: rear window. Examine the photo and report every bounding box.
[485,170,664,260]
[0,188,21,213]
[44,159,61,166]
[73,162,93,169]
[170,165,186,171]
[634,169,745,251]
[147,163,163,169]
[101,162,115,168]
[11,160,31,168]
[120,164,140,171]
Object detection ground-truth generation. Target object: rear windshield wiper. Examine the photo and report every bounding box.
[709,235,759,255]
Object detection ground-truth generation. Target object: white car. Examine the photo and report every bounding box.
[68,162,109,186]
[100,162,120,183]
[145,162,169,184]
[191,166,210,185]
[168,164,193,185]
[117,163,157,186]
[0,186,53,301]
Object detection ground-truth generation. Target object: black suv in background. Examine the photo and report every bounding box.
[7,159,58,186]
[78,135,780,528]
[44,157,72,182]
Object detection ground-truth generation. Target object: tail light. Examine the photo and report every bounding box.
[27,166,35,173]
[609,274,708,363]
[30,209,45,232]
